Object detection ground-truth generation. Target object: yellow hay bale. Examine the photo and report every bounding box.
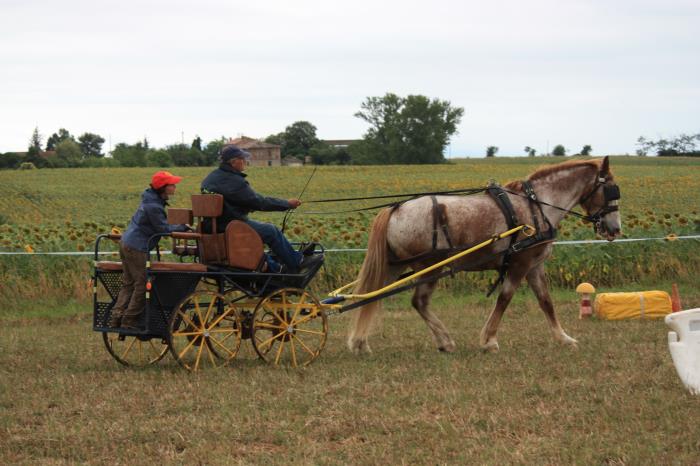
[594,291,672,320]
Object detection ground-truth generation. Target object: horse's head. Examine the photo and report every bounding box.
[579,156,622,241]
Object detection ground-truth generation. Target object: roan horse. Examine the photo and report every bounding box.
[348,156,621,354]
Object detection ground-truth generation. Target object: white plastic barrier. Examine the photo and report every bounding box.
[666,308,700,395]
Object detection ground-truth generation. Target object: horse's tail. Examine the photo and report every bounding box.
[347,207,393,353]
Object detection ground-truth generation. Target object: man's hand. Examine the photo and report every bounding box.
[287,199,302,209]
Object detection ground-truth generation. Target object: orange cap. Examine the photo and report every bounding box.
[151,171,182,190]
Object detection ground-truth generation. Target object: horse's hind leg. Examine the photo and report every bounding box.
[526,263,578,347]
[479,266,529,352]
[411,280,456,353]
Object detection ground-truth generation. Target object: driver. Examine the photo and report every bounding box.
[200,144,319,272]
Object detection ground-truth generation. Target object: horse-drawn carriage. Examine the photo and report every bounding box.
[93,194,328,370]
[94,158,622,371]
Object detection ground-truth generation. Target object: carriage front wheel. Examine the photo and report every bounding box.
[102,333,169,367]
[251,288,328,367]
[168,291,243,371]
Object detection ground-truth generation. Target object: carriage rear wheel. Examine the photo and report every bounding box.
[168,291,242,371]
[102,332,169,367]
[251,288,328,367]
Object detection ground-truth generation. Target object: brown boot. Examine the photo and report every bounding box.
[107,312,122,328]
[121,314,143,329]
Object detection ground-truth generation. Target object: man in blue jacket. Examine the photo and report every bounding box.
[109,171,190,329]
[201,145,319,272]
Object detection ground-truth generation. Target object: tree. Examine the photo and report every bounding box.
[524,146,536,157]
[147,150,172,167]
[45,128,74,151]
[166,144,202,166]
[191,136,202,152]
[486,146,498,157]
[55,139,83,167]
[26,127,47,168]
[78,132,105,158]
[281,121,319,157]
[112,142,148,167]
[552,144,567,156]
[580,145,592,156]
[636,133,700,157]
[354,93,464,164]
[202,137,227,165]
[308,143,351,165]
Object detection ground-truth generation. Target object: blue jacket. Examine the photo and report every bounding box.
[122,189,188,252]
[201,163,290,230]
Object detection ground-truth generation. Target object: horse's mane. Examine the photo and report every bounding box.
[504,159,603,190]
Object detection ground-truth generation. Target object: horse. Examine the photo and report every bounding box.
[347,156,622,354]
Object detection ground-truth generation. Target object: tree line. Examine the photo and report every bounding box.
[0,93,465,169]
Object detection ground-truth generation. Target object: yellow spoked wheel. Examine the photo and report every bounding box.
[251,288,328,367]
[168,291,242,371]
[102,333,169,367]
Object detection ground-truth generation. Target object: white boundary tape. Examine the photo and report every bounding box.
[0,235,698,256]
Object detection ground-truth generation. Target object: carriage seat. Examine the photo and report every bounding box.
[168,208,198,257]
[189,194,266,271]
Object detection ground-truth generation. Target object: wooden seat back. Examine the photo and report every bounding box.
[191,194,226,264]
[225,221,265,270]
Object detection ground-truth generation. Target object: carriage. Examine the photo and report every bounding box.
[93,194,329,370]
[93,158,621,370]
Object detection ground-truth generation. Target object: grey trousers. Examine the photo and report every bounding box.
[112,242,148,319]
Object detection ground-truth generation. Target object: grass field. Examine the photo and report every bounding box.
[1,157,700,463]
[1,290,700,464]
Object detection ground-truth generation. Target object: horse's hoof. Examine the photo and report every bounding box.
[481,341,499,353]
[438,341,456,353]
[348,338,372,355]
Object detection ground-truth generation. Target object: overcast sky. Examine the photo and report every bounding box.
[1,0,698,156]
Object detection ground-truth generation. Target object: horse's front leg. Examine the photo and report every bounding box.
[526,263,578,347]
[479,266,528,352]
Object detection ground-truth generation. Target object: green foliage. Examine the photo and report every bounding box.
[54,139,83,167]
[285,121,318,156]
[147,149,172,167]
[524,146,536,157]
[580,144,592,156]
[18,162,36,170]
[166,143,203,166]
[0,152,22,169]
[552,144,567,156]
[191,136,202,152]
[637,133,700,157]
[112,142,148,167]
[77,132,105,158]
[308,143,351,165]
[45,128,74,151]
[354,93,464,164]
[202,137,227,165]
[486,146,498,157]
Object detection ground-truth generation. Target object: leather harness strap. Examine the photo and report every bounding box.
[431,195,454,250]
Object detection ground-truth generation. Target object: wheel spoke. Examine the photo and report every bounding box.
[257,331,285,351]
[204,340,217,367]
[210,335,236,358]
[203,296,218,326]
[274,336,286,365]
[177,335,200,360]
[290,333,298,368]
[294,328,326,336]
[292,333,317,357]
[120,337,137,360]
[255,321,286,331]
[177,310,198,329]
[194,338,206,370]
[193,298,205,329]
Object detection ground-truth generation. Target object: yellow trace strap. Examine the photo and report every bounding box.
[331,224,534,300]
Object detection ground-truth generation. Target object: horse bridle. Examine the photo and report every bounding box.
[578,172,621,232]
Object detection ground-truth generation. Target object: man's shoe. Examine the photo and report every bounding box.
[299,254,323,270]
[299,242,317,256]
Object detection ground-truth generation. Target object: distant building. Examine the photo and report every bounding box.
[282,156,303,167]
[227,136,281,167]
[322,139,360,148]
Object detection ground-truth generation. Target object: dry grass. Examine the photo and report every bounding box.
[2,290,700,465]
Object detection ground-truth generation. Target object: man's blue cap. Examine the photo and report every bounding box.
[220,144,252,161]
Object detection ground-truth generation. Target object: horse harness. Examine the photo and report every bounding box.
[485,181,557,295]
